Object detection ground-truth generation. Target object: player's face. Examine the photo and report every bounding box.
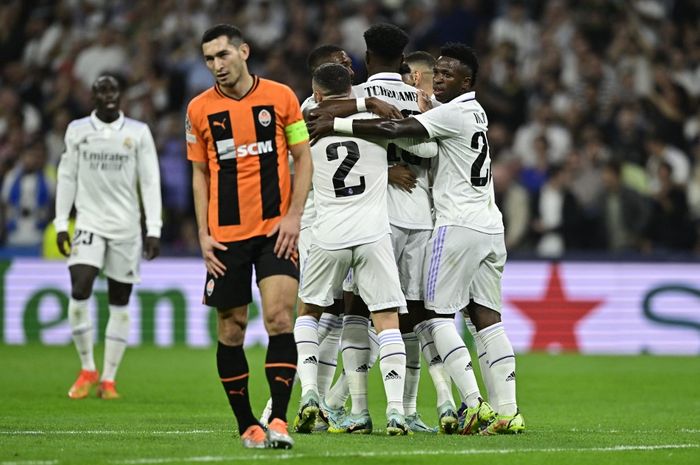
[202,35,250,88]
[432,57,472,103]
[330,51,354,79]
[92,76,121,113]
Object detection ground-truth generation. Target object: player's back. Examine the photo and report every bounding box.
[310,112,390,250]
[355,73,432,230]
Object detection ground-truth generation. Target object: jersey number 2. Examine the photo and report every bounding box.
[326,141,365,197]
[470,131,491,187]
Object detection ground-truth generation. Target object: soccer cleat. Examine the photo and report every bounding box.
[266,418,294,449]
[319,398,346,431]
[293,390,320,434]
[96,381,120,400]
[385,409,411,436]
[458,399,496,435]
[437,401,458,434]
[259,398,273,429]
[241,424,267,449]
[68,370,99,399]
[480,410,525,435]
[406,412,437,433]
[328,409,373,434]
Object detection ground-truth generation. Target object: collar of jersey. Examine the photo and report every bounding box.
[90,110,125,130]
[215,75,260,101]
[366,72,403,82]
[449,91,476,104]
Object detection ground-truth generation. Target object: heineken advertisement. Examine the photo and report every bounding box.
[1,259,699,354]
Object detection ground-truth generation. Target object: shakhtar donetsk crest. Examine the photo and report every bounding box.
[258,109,272,127]
[206,278,215,296]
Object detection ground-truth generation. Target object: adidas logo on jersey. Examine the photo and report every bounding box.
[355,364,369,372]
[429,356,442,366]
[303,356,318,365]
[506,371,516,382]
[465,361,473,371]
[384,370,401,381]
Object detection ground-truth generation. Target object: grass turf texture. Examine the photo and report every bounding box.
[1,345,698,465]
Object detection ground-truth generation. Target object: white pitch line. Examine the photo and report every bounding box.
[0,430,216,435]
[0,461,58,465]
[110,444,700,465]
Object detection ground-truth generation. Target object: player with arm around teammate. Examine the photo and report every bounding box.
[55,74,162,401]
[309,43,525,435]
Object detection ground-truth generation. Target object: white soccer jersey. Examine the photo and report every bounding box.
[54,111,162,240]
[355,73,433,230]
[299,96,319,230]
[413,91,504,233]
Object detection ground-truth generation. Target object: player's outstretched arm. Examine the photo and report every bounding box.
[307,114,429,144]
[192,161,227,277]
[309,97,402,121]
[54,128,79,257]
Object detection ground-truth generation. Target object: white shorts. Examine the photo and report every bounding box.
[424,226,506,314]
[390,225,431,301]
[298,227,343,301]
[67,229,142,283]
[300,235,406,312]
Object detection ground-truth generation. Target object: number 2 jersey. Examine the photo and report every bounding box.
[186,76,308,243]
[413,91,504,233]
[311,112,437,250]
[355,72,432,230]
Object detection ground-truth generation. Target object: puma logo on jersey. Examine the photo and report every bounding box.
[274,376,293,387]
[212,117,227,130]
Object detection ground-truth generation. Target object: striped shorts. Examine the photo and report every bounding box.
[423,225,506,314]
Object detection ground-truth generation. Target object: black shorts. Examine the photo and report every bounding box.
[203,233,299,309]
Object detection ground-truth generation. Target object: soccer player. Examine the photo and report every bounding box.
[403,51,436,98]
[185,24,312,449]
[308,43,525,435]
[300,62,438,435]
[54,74,162,401]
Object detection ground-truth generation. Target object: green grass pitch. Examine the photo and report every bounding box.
[1,344,698,465]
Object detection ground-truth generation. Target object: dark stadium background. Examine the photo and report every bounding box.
[0,0,698,354]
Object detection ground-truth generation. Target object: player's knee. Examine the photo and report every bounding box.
[467,302,501,331]
[71,283,93,301]
[264,310,294,336]
[217,311,247,345]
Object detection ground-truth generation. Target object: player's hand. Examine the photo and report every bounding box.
[417,90,432,113]
[199,234,227,278]
[307,116,334,145]
[388,164,417,192]
[143,236,160,260]
[56,231,71,257]
[368,98,403,119]
[269,212,300,259]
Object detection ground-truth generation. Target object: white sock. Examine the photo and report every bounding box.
[479,322,518,416]
[101,305,130,382]
[368,325,379,368]
[341,315,370,414]
[324,370,349,410]
[377,328,406,415]
[68,297,95,371]
[317,314,342,397]
[294,315,319,396]
[429,318,481,408]
[415,321,453,408]
[466,319,496,407]
[402,332,421,415]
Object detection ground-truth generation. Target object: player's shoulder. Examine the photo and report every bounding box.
[257,77,295,97]
[67,116,92,130]
[122,116,149,131]
[187,86,219,113]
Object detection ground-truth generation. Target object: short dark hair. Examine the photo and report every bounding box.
[399,62,411,75]
[440,42,479,86]
[313,63,352,97]
[363,23,409,60]
[92,73,123,92]
[201,24,244,46]
[308,44,344,72]
[404,51,435,69]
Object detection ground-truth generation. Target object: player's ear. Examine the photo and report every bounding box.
[239,42,250,60]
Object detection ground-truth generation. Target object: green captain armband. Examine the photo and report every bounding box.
[285,120,309,145]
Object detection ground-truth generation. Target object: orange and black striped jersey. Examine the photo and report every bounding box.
[186,76,309,242]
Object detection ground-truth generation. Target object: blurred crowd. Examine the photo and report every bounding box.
[0,0,698,258]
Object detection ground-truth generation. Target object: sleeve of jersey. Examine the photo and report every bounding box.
[393,137,438,158]
[137,126,163,238]
[413,104,461,139]
[283,89,309,146]
[53,126,78,232]
[185,104,207,162]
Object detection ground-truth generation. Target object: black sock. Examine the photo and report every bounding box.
[217,342,258,434]
[265,333,297,422]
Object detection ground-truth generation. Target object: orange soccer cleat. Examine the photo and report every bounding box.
[68,370,99,399]
[97,380,121,400]
[241,424,267,449]
[266,418,294,449]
